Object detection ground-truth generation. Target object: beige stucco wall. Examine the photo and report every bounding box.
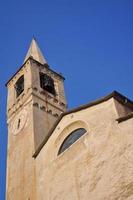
[6,101,37,200]
[6,61,36,200]
[35,98,133,200]
[30,59,67,150]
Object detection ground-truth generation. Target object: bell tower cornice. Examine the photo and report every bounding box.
[6,57,64,87]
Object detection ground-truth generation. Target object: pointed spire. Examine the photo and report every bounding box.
[24,38,47,64]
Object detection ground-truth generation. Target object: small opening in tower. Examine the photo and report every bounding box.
[40,73,56,95]
[15,75,24,97]
[17,119,21,129]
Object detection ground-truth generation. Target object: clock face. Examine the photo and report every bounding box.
[11,109,28,135]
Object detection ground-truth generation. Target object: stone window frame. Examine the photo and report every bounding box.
[15,75,24,98]
[39,72,56,96]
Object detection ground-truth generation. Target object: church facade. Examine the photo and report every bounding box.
[6,39,133,200]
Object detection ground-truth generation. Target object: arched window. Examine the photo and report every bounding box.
[40,73,55,95]
[58,128,86,155]
[15,75,24,97]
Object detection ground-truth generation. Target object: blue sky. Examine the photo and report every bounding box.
[0,0,133,199]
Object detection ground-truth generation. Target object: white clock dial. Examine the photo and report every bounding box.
[11,109,28,135]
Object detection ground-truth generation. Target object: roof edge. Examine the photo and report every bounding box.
[116,112,133,123]
[33,90,133,158]
[5,57,65,86]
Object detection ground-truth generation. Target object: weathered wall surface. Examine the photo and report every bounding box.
[6,61,37,200]
[36,98,133,200]
[6,102,36,200]
[6,58,67,200]
[30,60,67,150]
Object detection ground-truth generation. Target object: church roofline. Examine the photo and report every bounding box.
[33,90,133,158]
[5,57,65,86]
[116,112,133,123]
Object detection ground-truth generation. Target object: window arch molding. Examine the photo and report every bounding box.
[54,120,88,156]
[58,128,87,155]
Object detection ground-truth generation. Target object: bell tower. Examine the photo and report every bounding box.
[6,38,67,199]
